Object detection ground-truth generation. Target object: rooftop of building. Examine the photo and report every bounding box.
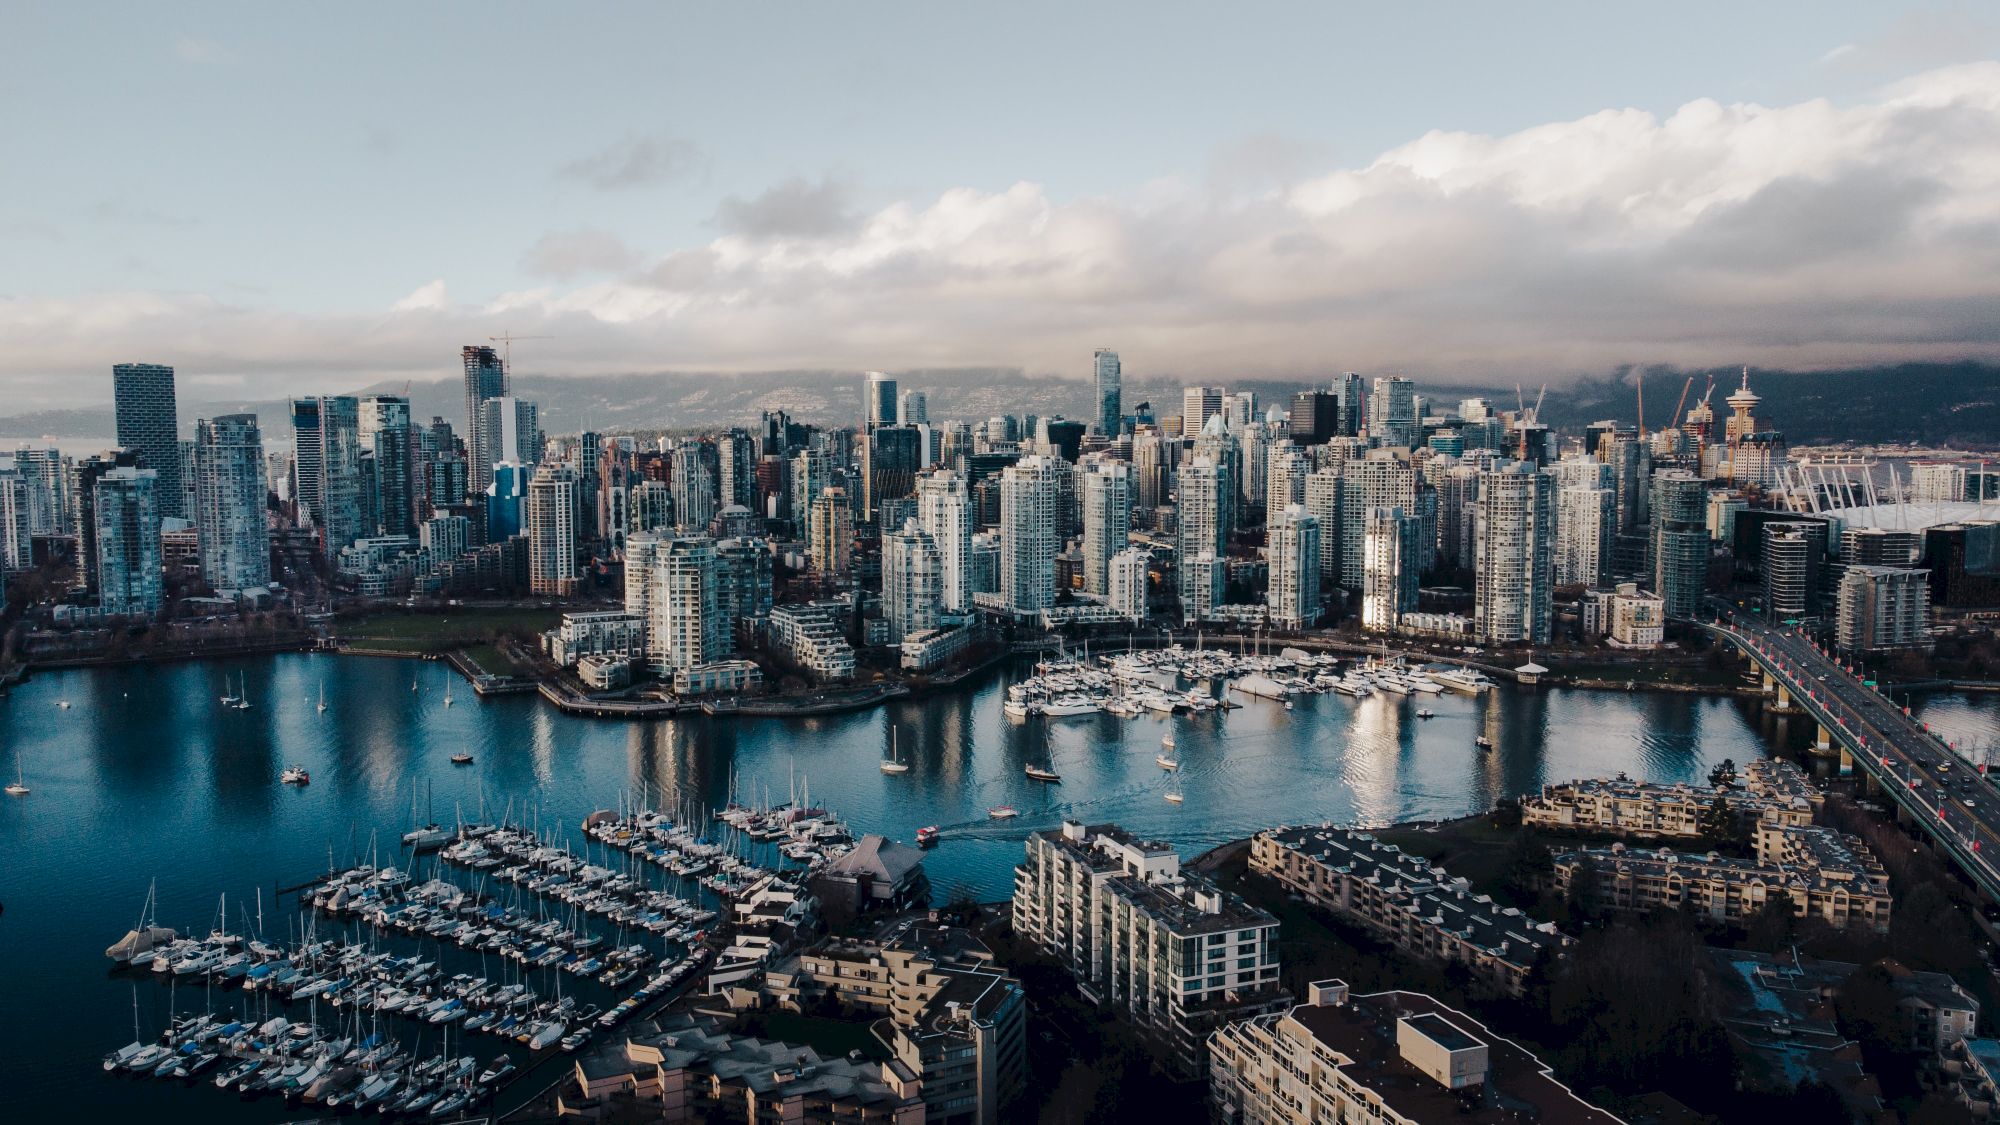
[1284,990,1624,1124]
[1105,868,1276,937]
[824,834,926,887]
[621,1012,914,1107]
[1260,826,1566,961]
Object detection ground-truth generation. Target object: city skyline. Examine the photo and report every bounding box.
[7,6,2000,407]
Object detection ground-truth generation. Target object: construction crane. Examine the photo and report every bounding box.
[1670,375,1694,430]
[488,332,553,375]
[1532,383,1547,424]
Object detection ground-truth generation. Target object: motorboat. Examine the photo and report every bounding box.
[915,826,940,848]
[450,751,474,765]
[1024,764,1061,783]
[987,806,1019,820]
[281,765,311,785]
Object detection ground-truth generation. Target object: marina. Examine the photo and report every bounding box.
[3,651,1995,1121]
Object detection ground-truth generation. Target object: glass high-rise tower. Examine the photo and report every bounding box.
[112,363,182,520]
[1093,349,1122,437]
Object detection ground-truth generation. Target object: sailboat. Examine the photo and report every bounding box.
[220,675,240,707]
[1156,731,1178,771]
[316,681,327,714]
[442,682,454,708]
[1024,730,1061,782]
[5,751,28,796]
[1164,771,1185,804]
[231,672,251,710]
[880,727,909,774]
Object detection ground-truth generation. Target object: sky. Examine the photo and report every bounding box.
[4,2,2000,409]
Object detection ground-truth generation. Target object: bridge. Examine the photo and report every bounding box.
[1703,604,2000,903]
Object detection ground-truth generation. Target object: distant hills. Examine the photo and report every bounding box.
[3,361,1994,450]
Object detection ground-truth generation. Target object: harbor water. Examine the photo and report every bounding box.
[3,651,1997,1121]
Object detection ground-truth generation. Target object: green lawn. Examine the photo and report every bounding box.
[339,608,559,654]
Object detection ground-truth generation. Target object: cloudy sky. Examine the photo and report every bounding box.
[5,3,2000,409]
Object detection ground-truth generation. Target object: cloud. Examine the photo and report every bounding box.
[713,176,858,238]
[557,132,704,190]
[8,63,2000,402]
[173,37,232,65]
[522,229,640,278]
[391,280,450,313]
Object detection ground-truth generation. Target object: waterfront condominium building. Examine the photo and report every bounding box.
[882,519,943,644]
[635,534,726,675]
[12,446,69,535]
[1177,455,1230,618]
[93,465,162,616]
[359,394,414,538]
[865,371,899,429]
[1763,522,1825,619]
[1209,981,1623,1125]
[1836,565,1933,655]
[916,469,973,613]
[1013,821,1289,1080]
[1336,450,1422,589]
[1265,441,1310,521]
[1266,505,1321,629]
[1108,546,1149,621]
[1555,483,1616,588]
[1474,462,1554,645]
[525,462,580,596]
[1081,460,1131,596]
[1000,455,1064,614]
[0,469,29,572]
[1094,348,1122,436]
[70,450,139,596]
[462,344,508,495]
[1182,386,1224,434]
[112,362,183,520]
[1651,469,1710,618]
[193,413,270,591]
[293,395,365,559]
[1303,467,1341,584]
[1361,505,1419,632]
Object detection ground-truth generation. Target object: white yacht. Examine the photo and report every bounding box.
[880,728,910,774]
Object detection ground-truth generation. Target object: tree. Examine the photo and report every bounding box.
[1743,897,1797,954]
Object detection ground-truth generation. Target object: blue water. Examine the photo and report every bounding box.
[4,651,1987,1120]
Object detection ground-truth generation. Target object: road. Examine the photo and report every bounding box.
[1706,603,2000,902]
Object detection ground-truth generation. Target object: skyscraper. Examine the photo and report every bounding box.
[1108,546,1149,621]
[897,389,929,427]
[294,396,364,558]
[1335,372,1365,437]
[194,413,270,591]
[462,345,508,495]
[360,395,414,538]
[717,429,757,511]
[479,396,540,469]
[917,469,973,613]
[1176,455,1230,615]
[1288,390,1338,446]
[862,425,923,520]
[1651,470,1709,618]
[1000,456,1064,613]
[1080,460,1131,596]
[112,363,182,520]
[671,442,717,530]
[648,535,726,674]
[1266,442,1310,519]
[1361,505,1418,632]
[1303,467,1342,584]
[526,463,580,595]
[1336,450,1422,589]
[1554,483,1615,588]
[883,519,943,644]
[1181,386,1224,434]
[865,371,899,430]
[1094,349,1122,436]
[1474,462,1555,645]
[0,469,30,572]
[809,486,854,577]
[93,466,162,617]
[1266,505,1321,629]
[1369,375,1416,448]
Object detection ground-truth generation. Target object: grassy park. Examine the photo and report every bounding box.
[336,607,560,657]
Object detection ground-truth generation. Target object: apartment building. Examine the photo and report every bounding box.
[1550,821,1891,934]
[1012,821,1288,1079]
[1521,758,1819,839]
[1250,827,1566,996]
[767,602,857,680]
[1209,979,1625,1125]
[751,924,1027,1125]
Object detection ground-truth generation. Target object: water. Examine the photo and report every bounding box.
[3,651,1995,1120]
